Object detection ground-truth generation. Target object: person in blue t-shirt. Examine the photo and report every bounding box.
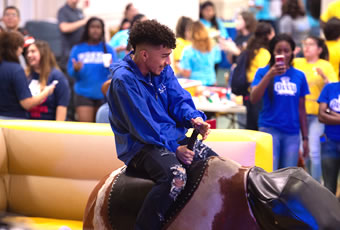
[109,14,147,61]
[199,1,228,39]
[249,0,278,32]
[250,34,310,170]
[107,20,217,230]
[318,82,340,194]
[0,32,55,119]
[26,40,70,121]
[68,17,117,122]
[179,21,221,86]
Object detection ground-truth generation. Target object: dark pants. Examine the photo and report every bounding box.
[244,96,262,131]
[321,138,340,194]
[129,139,217,230]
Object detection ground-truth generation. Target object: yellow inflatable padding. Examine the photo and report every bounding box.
[0,120,273,172]
[3,216,82,230]
[0,120,113,136]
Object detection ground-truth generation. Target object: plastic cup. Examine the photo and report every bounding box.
[102,53,112,68]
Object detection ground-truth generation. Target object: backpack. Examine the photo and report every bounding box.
[231,50,250,96]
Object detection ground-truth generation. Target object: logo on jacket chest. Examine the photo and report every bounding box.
[158,83,166,94]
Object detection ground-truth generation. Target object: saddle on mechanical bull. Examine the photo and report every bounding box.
[83,131,340,230]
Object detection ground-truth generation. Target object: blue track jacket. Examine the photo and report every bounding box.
[107,53,206,165]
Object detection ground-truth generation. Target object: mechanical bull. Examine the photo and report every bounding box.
[83,131,340,230]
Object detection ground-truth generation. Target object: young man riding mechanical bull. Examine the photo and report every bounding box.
[83,20,340,230]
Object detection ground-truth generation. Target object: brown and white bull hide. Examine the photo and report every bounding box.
[164,156,260,230]
[83,157,260,230]
[83,166,126,230]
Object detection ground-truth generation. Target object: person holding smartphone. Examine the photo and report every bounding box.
[0,32,56,119]
[26,40,70,121]
[250,34,310,170]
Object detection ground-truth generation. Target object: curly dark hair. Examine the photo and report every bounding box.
[128,19,176,51]
[0,31,24,63]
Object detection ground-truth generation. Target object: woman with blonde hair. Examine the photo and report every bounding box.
[0,32,55,119]
[26,40,70,120]
[179,21,221,86]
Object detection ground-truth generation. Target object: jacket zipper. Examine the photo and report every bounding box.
[148,74,158,100]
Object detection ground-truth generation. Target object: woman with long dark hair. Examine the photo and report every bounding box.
[219,11,257,64]
[279,0,310,50]
[293,35,338,182]
[199,1,228,39]
[26,40,70,121]
[244,22,275,130]
[245,22,275,85]
[67,17,117,122]
[250,34,310,170]
[0,32,55,119]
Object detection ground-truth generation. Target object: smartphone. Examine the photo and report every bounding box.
[51,80,59,85]
[275,55,285,65]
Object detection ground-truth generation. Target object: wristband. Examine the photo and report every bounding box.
[302,136,308,141]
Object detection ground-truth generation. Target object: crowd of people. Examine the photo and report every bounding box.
[0,0,339,205]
